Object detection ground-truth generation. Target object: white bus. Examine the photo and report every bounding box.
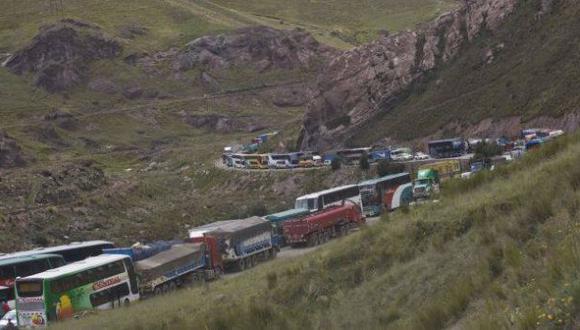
[0,241,114,264]
[295,184,362,212]
[15,254,139,326]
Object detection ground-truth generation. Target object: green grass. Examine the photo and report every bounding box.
[209,0,458,46]
[55,132,580,329]
[0,0,230,53]
[350,0,580,146]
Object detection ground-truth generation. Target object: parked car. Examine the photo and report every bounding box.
[414,152,430,160]
[390,148,413,161]
[312,155,323,166]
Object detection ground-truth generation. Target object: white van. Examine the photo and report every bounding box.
[267,154,292,169]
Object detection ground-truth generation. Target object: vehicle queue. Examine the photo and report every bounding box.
[0,128,565,327]
[222,128,563,171]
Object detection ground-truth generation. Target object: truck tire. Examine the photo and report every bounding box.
[162,283,170,294]
[308,235,317,247]
[251,255,258,267]
[154,286,162,296]
[271,248,277,259]
[169,281,177,292]
[238,258,246,271]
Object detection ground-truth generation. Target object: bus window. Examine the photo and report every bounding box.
[89,283,130,308]
[0,265,16,281]
[16,280,43,298]
[49,257,65,268]
[14,260,47,278]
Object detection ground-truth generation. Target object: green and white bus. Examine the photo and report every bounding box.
[15,254,139,327]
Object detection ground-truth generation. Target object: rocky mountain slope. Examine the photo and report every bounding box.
[300,0,519,150]
[5,20,121,92]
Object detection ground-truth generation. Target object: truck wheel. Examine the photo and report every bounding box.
[124,298,130,307]
[169,281,177,292]
[251,255,258,267]
[238,258,246,271]
[308,235,316,247]
[162,283,170,294]
[325,231,331,242]
[271,248,277,259]
[154,286,162,296]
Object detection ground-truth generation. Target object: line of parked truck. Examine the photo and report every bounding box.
[4,171,422,327]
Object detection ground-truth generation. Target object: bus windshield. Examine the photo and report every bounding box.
[295,198,315,210]
[16,280,43,297]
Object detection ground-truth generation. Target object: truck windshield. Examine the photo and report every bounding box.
[16,280,43,297]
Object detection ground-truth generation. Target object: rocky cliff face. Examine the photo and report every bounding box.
[300,0,518,150]
[5,19,120,93]
[176,26,337,72]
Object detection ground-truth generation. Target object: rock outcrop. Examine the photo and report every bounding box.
[5,19,121,93]
[300,0,518,150]
[34,162,107,205]
[176,26,337,72]
[0,131,26,168]
[181,113,266,133]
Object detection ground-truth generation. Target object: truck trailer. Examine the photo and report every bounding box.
[188,217,276,271]
[283,201,365,247]
[265,208,311,246]
[104,241,221,296]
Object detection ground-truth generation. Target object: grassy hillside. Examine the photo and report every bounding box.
[207,0,457,46]
[59,134,580,329]
[351,0,580,145]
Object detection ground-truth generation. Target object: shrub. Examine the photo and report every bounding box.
[473,141,503,162]
[331,158,342,171]
[377,160,405,177]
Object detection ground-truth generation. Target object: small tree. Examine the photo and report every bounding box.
[359,152,370,171]
[331,158,342,171]
[377,160,405,177]
[473,141,503,162]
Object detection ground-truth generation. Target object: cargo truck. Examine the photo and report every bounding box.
[104,240,222,296]
[188,217,276,272]
[265,208,310,247]
[283,201,364,247]
[418,159,461,179]
[412,169,440,200]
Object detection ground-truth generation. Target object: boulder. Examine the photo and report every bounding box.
[176,26,337,72]
[5,19,121,93]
